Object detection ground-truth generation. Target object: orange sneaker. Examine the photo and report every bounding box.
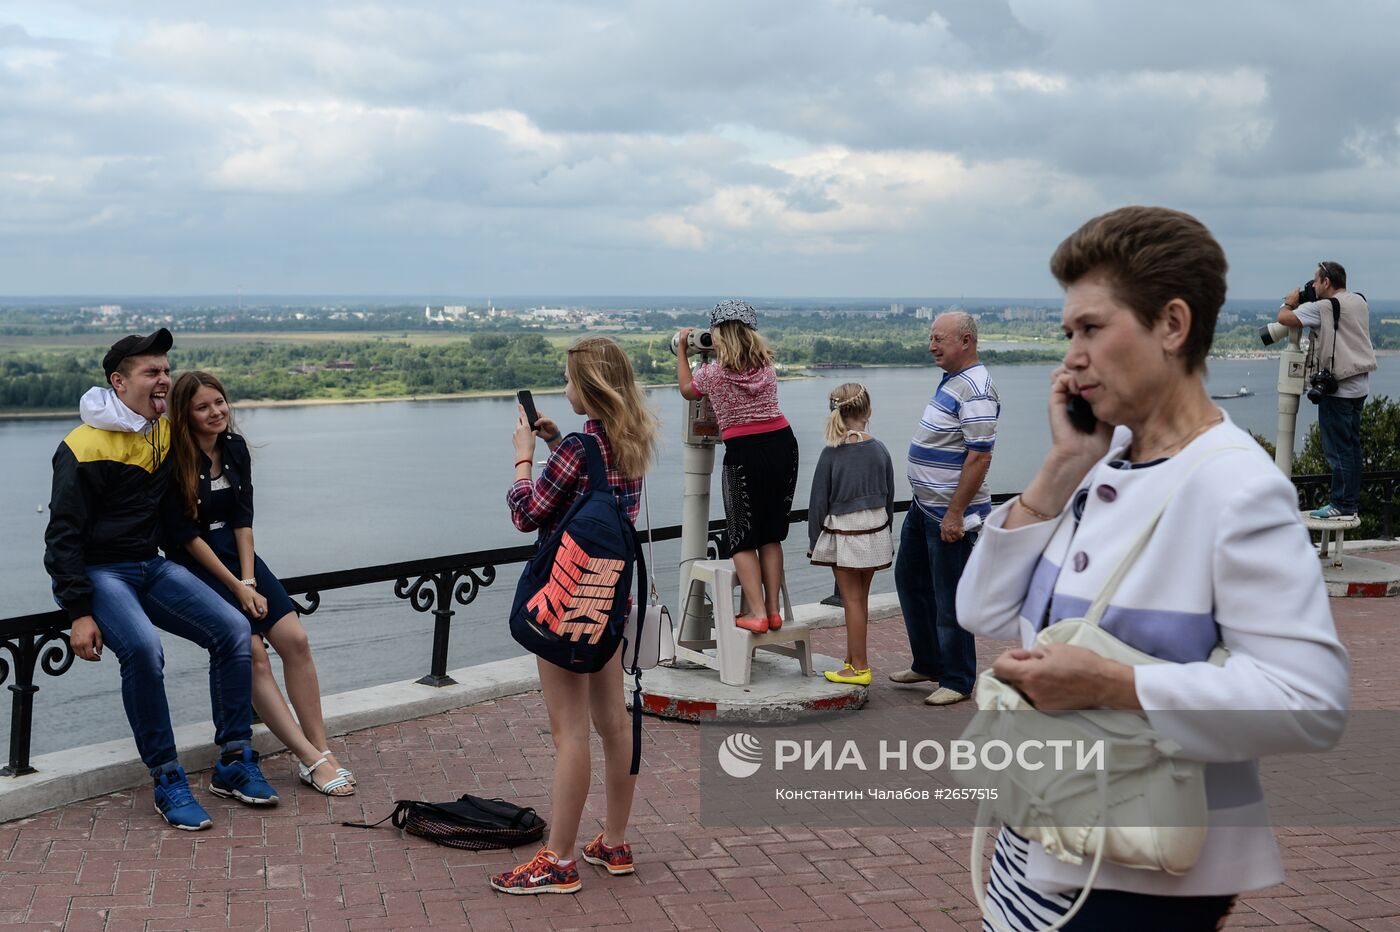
[489,848,581,895]
[735,613,769,634]
[767,612,783,631]
[582,832,635,875]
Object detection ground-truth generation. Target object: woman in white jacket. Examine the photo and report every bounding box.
[957,206,1349,931]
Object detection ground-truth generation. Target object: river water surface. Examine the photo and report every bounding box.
[2,356,1392,756]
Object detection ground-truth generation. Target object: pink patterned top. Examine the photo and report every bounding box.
[690,362,789,440]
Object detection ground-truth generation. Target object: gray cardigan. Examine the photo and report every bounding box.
[807,438,896,550]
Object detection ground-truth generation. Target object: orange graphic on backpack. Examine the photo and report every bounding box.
[525,531,625,645]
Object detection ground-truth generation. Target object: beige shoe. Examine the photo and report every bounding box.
[888,669,934,684]
[924,687,970,706]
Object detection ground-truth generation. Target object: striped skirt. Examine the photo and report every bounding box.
[982,829,1236,931]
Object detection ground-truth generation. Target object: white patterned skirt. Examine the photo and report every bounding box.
[810,507,893,571]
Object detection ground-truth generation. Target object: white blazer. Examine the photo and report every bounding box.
[957,415,1349,896]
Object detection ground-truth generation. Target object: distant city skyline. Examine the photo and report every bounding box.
[3,1,1399,298]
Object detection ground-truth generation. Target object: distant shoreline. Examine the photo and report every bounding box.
[0,386,575,421]
[4,351,1395,421]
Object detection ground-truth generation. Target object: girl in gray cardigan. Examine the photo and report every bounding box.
[808,383,895,686]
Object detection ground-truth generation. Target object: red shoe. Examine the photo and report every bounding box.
[489,848,581,895]
[767,612,783,631]
[735,613,769,634]
[582,832,635,875]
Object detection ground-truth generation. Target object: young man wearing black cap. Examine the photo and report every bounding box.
[44,329,279,830]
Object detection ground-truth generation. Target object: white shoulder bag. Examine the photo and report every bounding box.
[623,478,676,669]
[964,447,1245,932]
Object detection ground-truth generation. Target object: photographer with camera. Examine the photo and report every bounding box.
[1277,261,1377,519]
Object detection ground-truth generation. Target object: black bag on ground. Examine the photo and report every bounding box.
[343,794,546,851]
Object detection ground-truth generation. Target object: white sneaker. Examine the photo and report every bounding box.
[888,668,934,684]
[924,687,970,706]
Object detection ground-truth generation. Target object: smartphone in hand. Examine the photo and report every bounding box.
[1066,395,1099,434]
[517,390,540,432]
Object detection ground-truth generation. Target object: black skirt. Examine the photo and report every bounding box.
[720,426,799,552]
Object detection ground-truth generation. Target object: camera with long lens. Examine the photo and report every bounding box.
[669,329,714,356]
[1306,368,1338,404]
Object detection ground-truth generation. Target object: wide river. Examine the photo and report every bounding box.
[2,354,1394,756]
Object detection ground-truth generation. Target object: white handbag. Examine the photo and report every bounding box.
[964,447,1244,932]
[623,478,675,670]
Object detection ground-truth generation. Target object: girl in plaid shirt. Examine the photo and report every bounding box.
[493,337,659,896]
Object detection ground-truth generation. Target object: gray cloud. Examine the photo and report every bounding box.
[1,0,1399,296]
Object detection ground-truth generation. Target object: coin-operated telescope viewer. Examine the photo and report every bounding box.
[1258,316,1306,475]
[667,329,720,640]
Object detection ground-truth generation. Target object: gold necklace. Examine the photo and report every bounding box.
[1132,411,1224,461]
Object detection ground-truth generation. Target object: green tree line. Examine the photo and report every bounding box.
[0,331,1063,411]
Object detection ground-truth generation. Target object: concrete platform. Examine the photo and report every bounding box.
[617,591,903,723]
[1323,554,1400,598]
[626,650,866,723]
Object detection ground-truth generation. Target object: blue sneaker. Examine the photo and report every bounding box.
[153,766,213,831]
[1309,504,1355,520]
[209,748,279,805]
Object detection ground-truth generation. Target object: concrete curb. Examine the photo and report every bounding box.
[0,593,908,824]
[1333,538,1400,554]
[792,591,904,630]
[0,655,541,825]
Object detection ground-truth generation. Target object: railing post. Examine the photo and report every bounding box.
[2,636,38,777]
[420,571,458,687]
[393,564,495,688]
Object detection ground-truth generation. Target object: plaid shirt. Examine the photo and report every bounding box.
[507,420,642,541]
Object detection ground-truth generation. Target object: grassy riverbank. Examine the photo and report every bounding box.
[0,327,1065,415]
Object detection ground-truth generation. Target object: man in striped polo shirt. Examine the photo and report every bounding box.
[892,311,999,705]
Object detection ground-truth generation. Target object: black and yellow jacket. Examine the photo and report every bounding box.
[44,419,172,620]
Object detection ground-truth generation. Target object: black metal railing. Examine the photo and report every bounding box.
[3,474,1395,778]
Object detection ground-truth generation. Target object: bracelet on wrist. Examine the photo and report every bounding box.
[1017,496,1057,522]
[241,578,257,587]
[514,458,532,469]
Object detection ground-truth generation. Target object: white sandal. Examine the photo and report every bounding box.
[321,749,355,786]
[299,753,353,796]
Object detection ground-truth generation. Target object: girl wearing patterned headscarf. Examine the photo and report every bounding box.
[676,300,799,634]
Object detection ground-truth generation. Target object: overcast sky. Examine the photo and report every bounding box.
[3,0,1399,299]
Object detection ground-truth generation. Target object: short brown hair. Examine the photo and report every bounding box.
[1049,206,1227,372]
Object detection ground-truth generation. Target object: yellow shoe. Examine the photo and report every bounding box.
[824,666,871,686]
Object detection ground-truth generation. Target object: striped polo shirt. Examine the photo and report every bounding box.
[907,362,999,521]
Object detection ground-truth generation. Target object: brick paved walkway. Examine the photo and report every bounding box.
[3,554,1398,931]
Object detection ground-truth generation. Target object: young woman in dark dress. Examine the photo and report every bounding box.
[163,371,353,797]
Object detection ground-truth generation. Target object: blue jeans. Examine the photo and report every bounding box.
[1318,395,1365,514]
[894,506,978,695]
[85,558,253,776]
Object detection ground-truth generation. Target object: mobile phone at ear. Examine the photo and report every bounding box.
[1066,395,1099,434]
[516,390,540,431]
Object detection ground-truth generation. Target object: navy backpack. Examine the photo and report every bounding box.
[509,432,648,773]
